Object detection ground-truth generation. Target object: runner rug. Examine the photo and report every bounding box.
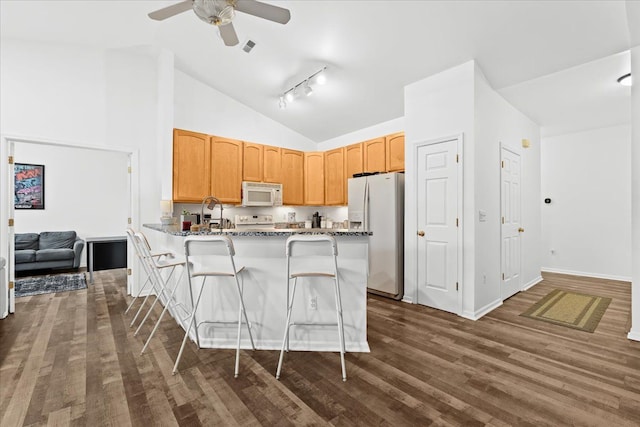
[520,289,611,333]
[15,273,87,297]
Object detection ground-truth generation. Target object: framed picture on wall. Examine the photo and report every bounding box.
[14,163,45,209]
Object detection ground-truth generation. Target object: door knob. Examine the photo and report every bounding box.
[518,227,524,233]
[417,230,425,237]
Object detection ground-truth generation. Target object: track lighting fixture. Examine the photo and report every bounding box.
[278,67,327,109]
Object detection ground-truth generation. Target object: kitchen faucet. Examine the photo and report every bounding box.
[201,196,223,230]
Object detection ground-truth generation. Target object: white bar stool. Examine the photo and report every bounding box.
[173,235,256,377]
[276,234,347,381]
[124,228,174,320]
[131,232,187,354]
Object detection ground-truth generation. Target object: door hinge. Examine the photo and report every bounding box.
[8,218,14,227]
[9,281,14,289]
[127,268,132,276]
[456,154,459,163]
[502,273,505,280]
[456,218,459,227]
[8,156,14,165]
[128,166,132,174]
[128,218,132,224]
[501,160,504,168]
[456,282,459,291]
[502,217,505,224]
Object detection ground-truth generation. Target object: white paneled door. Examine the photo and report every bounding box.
[501,146,522,300]
[417,140,459,314]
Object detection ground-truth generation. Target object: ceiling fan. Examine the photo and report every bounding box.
[148,0,291,47]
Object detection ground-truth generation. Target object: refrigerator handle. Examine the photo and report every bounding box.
[363,180,369,231]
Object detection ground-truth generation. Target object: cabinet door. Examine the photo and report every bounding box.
[173,129,210,202]
[243,142,263,182]
[281,149,304,205]
[324,147,345,205]
[210,137,243,204]
[363,137,386,173]
[345,142,363,180]
[386,132,405,172]
[263,145,282,183]
[304,152,325,205]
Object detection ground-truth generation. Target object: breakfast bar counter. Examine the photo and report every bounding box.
[142,224,371,352]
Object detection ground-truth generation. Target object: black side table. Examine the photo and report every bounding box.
[86,236,127,283]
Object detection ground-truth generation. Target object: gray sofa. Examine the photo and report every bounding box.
[15,231,85,272]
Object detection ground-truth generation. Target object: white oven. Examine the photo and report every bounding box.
[241,182,283,207]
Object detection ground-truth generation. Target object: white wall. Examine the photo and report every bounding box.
[318,117,405,150]
[403,61,476,312]
[0,39,107,143]
[629,45,640,341]
[173,70,315,152]
[13,144,129,267]
[540,125,632,280]
[474,67,542,311]
[404,60,542,319]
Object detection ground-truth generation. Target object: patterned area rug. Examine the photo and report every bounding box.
[15,273,87,297]
[520,289,611,333]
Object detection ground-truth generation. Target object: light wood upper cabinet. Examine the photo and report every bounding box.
[243,142,263,182]
[281,149,304,205]
[263,145,282,183]
[345,142,364,180]
[363,137,386,173]
[386,132,405,172]
[304,152,325,205]
[324,147,345,206]
[210,136,243,204]
[173,129,210,203]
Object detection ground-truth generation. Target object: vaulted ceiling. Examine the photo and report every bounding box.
[1,1,636,141]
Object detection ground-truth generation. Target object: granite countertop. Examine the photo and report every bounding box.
[143,224,372,237]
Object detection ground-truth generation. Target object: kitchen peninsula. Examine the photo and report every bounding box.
[143,224,372,352]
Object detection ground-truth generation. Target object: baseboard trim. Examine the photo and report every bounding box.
[461,298,502,321]
[627,330,640,342]
[522,275,543,291]
[541,268,631,283]
[401,295,414,304]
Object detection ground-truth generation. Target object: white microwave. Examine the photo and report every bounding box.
[241,181,283,207]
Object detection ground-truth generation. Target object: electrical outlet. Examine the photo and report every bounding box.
[309,296,317,310]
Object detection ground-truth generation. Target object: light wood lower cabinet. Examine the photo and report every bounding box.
[386,132,405,172]
[243,142,263,182]
[210,137,243,204]
[304,152,325,205]
[281,149,304,205]
[173,129,210,203]
[324,147,345,205]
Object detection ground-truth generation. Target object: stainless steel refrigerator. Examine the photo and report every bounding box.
[348,172,404,299]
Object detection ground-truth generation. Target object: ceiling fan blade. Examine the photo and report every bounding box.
[148,0,193,21]
[235,0,291,24]
[219,23,240,46]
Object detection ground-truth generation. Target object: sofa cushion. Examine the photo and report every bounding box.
[39,231,77,250]
[15,233,39,250]
[36,248,75,262]
[15,249,36,263]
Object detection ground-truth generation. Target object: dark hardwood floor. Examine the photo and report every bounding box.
[1,270,639,426]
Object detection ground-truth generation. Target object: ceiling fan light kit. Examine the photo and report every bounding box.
[148,0,291,47]
[279,67,327,109]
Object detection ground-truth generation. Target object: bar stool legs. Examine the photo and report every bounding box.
[276,235,347,382]
[173,236,255,378]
